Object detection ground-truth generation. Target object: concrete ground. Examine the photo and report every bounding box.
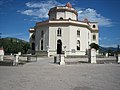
[0,57,120,90]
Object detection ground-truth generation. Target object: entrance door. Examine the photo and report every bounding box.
[32,43,35,50]
[57,40,62,54]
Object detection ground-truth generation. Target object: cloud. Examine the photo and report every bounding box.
[19,0,63,20]
[1,33,25,37]
[19,0,112,27]
[100,44,118,48]
[78,8,112,27]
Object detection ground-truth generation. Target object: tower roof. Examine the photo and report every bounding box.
[66,2,72,8]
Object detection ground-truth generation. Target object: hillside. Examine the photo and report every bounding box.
[99,46,119,56]
[0,37,30,54]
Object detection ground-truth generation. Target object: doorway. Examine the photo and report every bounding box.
[57,39,62,54]
[32,43,35,50]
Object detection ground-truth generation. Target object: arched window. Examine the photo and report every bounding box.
[77,30,80,37]
[57,28,62,36]
[93,35,96,40]
[77,40,80,50]
[93,25,96,28]
[60,17,63,20]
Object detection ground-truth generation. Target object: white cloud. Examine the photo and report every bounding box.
[19,0,63,20]
[19,0,112,27]
[100,44,118,48]
[1,33,25,37]
[78,8,112,27]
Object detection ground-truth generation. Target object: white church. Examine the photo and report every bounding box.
[29,2,99,56]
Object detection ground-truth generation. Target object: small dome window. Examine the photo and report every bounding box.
[93,25,96,28]
[60,17,63,20]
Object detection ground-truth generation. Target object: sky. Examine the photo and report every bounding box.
[0,0,120,47]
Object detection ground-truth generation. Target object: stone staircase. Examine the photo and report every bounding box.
[66,55,88,58]
[35,51,48,57]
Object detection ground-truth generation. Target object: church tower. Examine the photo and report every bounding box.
[29,2,99,56]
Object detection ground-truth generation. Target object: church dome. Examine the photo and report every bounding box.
[48,2,78,20]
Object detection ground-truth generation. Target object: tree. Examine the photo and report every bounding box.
[89,43,99,50]
[0,37,30,54]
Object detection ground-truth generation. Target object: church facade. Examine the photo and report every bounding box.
[29,2,99,56]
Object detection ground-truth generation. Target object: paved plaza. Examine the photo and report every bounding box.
[0,57,120,90]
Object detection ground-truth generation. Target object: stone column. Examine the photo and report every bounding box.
[105,53,108,57]
[0,55,4,61]
[117,54,120,63]
[54,55,59,64]
[13,54,19,66]
[88,48,97,63]
[0,47,4,61]
[54,54,65,65]
[59,54,65,65]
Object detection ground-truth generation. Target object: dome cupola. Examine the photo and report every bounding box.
[48,2,78,20]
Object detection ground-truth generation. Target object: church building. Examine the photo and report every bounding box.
[29,2,99,56]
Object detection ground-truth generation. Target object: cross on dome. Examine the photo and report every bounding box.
[66,2,72,8]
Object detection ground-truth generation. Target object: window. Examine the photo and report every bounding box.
[60,17,63,20]
[57,28,62,36]
[93,25,96,28]
[41,40,43,50]
[88,33,89,39]
[41,31,44,38]
[93,35,96,40]
[77,30,80,37]
[77,40,80,50]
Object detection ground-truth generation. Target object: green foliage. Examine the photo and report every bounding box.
[0,38,30,55]
[89,43,99,50]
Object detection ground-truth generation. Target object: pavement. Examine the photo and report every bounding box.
[0,57,120,90]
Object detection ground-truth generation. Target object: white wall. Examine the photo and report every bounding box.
[49,24,69,54]
[69,25,91,55]
[35,26,49,51]
[55,11,77,20]
[34,21,98,56]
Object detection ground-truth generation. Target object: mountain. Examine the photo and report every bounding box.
[99,46,118,53]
